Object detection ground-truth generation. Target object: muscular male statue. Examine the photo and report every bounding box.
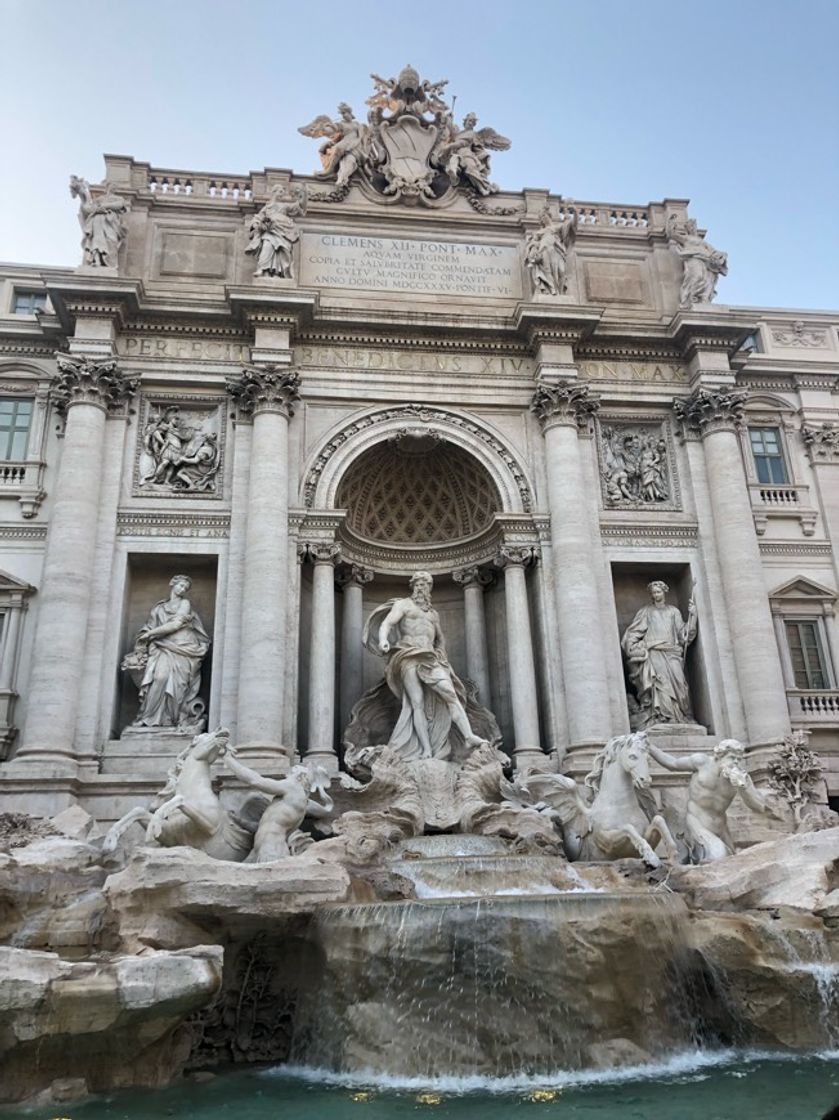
[647,738,782,862]
[364,571,487,761]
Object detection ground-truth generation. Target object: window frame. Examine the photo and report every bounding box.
[784,618,830,690]
[748,424,789,485]
[0,398,34,462]
[12,290,48,316]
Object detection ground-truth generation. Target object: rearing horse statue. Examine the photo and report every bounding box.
[522,732,677,867]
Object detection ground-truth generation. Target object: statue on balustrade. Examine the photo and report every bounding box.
[121,574,210,734]
[245,184,307,279]
[69,176,129,268]
[524,205,577,296]
[362,571,489,761]
[621,580,697,728]
[647,738,784,862]
[666,215,727,307]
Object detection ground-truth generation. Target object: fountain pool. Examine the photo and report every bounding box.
[6,1051,839,1119]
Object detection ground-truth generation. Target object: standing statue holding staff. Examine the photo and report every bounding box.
[621,580,698,727]
[525,205,577,296]
[364,571,488,761]
[647,738,784,861]
[69,176,129,268]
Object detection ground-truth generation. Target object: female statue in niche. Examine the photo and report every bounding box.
[121,574,210,734]
[621,579,698,728]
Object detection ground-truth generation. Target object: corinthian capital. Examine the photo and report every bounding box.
[494,546,537,570]
[673,388,747,437]
[452,566,493,589]
[802,423,839,463]
[227,365,301,417]
[51,353,138,415]
[530,380,600,431]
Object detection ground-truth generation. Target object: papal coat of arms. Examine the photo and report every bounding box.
[298,64,511,206]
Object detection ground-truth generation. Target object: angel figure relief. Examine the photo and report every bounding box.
[298,103,370,188]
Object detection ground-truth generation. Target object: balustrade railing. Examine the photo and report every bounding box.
[788,690,839,721]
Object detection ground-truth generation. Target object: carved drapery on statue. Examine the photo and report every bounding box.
[621,581,697,728]
[245,185,307,279]
[299,65,510,207]
[69,176,129,269]
[666,215,727,308]
[525,206,577,296]
[121,575,210,735]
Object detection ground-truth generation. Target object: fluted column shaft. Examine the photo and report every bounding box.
[531,382,611,746]
[338,565,373,731]
[227,366,299,755]
[676,389,790,744]
[453,567,492,706]
[496,548,542,766]
[306,544,340,769]
[20,355,136,763]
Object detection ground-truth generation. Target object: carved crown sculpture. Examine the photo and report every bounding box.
[298,65,511,208]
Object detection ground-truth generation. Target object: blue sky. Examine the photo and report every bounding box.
[2,0,837,309]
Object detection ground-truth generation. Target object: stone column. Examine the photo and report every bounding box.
[530,381,612,747]
[337,565,373,731]
[17,355,136,767]
[495,547,543,769]
[452,566,492,707]
[227,365,299,761]
[675,388,790,745]
[304,543,341,771]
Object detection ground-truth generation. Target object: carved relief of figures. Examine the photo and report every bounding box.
[666,215,727,307]
[138,403,222,494]
[525,206,577,296]
[298,65,510,206]
[599,422,672,507]
[621,580,697,728]
[121,575,210,735]
[69,176,129,268]
[245,185,307,279]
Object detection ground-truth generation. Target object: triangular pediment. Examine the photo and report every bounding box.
[769,576,837,602]
[0,568,34,595]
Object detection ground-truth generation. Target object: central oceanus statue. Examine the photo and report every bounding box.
[522,732,678,867]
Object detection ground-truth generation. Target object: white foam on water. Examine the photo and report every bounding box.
[267,1047,839,1095]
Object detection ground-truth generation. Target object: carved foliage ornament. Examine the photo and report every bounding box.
[801,423,839,462]
[298,65,511,208]
[672,388,747,436]
[51,354,137,415]
[530,381,600,430]
[227,366,301,417]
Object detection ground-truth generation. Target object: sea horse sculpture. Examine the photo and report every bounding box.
[522,732,678,867]
[103,727,252,861]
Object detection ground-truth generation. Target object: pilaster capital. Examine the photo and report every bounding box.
[530,379,600,432]
[494,546,537,571]
[802,423,839,464]
[227,364,301,418]
[301,542,342,566]
[452,566,494,590]
[336,563,374,588]
[50,353,137,415]
[673,387,747,438]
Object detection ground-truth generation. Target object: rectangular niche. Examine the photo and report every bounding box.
[610,561,712,733]
[596,414,680,512]
[114,553,218,738]
[133,394,226,499]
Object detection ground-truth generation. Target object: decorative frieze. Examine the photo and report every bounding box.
[596,417,680,511]
[226,366,301,417]
[530,381,600,431]
[771,321,828,349]
[135,396,225,498]
[599,522,698,548]
[51,354,137,415]
[672,388,747,438]
[116,511,231,538]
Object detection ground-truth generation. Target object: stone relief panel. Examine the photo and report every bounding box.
[134,395,225,498]
[596,416,680,511]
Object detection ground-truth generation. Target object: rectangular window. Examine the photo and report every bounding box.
[749,426,788,485]
[0,399,33,461]
[785,620,829,690]
[12,291,47,315]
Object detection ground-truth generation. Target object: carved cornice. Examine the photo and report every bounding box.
[758,540,833,559]
[0,525,48,541]
[226,365,301,417]
[530,380,600,431]
[51,354,137,415]
[672,388,747,438]
[452,566,494,589]
[802,423,839,464]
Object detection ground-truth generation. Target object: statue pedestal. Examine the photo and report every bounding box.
[100,736,191,778]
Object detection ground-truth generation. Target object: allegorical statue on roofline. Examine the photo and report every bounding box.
[299,64,510,206]
[69,175,129,269]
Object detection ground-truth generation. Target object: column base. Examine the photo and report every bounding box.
[304,750,340,776]
[232,741,291,775]
[512,748,556,775]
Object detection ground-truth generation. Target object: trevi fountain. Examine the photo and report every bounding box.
[0,65,838,1119]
